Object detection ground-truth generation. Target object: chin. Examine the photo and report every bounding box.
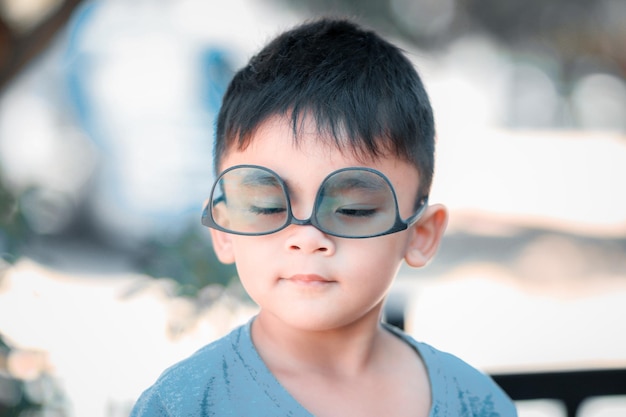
[269,309,381,333]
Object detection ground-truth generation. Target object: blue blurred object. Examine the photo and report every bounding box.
[62,0,234,248]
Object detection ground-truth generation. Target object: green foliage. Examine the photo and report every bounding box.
[139,224,238,297]
[0,174,28,263]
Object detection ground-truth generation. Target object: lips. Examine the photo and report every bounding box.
[285,274,332,284]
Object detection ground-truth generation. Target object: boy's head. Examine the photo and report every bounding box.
[206,19,447,331]
[214,18,435,199]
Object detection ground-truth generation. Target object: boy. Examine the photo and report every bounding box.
[130,18,517,416]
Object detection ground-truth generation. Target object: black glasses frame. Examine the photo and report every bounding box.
[201,164,429,239]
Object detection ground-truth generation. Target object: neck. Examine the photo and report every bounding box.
[251,306,389,376]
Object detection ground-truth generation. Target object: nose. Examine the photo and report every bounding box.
[284,224,335,255]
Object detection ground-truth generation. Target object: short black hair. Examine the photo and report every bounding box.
[214,17,435,197]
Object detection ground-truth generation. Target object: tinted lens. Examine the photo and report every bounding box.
[315,169,397,237]
[211,166,288,234]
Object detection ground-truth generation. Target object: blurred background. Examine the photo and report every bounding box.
[0,0,625,416]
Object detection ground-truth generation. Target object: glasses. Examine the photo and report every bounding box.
[201,165,428,239]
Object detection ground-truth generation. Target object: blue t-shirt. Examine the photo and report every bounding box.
[130,319,517,416]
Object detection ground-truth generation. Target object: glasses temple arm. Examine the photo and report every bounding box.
[405,196,429,226]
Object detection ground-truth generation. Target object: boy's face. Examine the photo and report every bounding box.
[209,115,446,332]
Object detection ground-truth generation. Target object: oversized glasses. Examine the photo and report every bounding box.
[201,165,428,239]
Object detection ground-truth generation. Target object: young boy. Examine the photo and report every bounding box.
[130,18,517,417]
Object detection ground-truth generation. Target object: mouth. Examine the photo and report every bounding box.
[284,274,333,285]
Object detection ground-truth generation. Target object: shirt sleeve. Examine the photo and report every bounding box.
[129,387,170,417]
[430,347,518,417]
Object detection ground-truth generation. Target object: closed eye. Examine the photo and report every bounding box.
[250,206,287,215]
[335,207,377,217]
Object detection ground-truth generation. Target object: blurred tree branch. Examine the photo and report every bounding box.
[0,0,85,92]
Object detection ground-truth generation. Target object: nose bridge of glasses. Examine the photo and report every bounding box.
[283,176,323,222]
[288,195,319,224]
[289,216,315,227]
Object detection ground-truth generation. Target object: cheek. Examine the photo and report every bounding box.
[229,237,278,284]
[371,232,410,258]
[342,236,408,275]
[232,239,268,267]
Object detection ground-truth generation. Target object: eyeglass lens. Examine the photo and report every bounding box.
[210,166,398,237]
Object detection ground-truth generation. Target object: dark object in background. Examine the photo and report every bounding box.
[493,368,626,417]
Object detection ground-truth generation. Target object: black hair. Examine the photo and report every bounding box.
[214,17,435,197]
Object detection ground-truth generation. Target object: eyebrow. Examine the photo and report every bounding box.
[240,170,282,187]
[236,168,389,197]
[324,174,388,193]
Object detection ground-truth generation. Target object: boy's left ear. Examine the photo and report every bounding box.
[404,204,448,268]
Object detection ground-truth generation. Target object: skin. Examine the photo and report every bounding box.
[210,115,448,417]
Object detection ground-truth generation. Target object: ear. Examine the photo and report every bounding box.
[404,203,448,268]
[209,228,236,264]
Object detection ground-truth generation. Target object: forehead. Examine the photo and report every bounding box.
[219,115,419,193]
[221,115,362,162]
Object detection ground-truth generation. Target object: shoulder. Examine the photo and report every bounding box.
[421,343,518,416]
[387,326,518,417]
[130,322,250,416]
[158,322,246,386]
